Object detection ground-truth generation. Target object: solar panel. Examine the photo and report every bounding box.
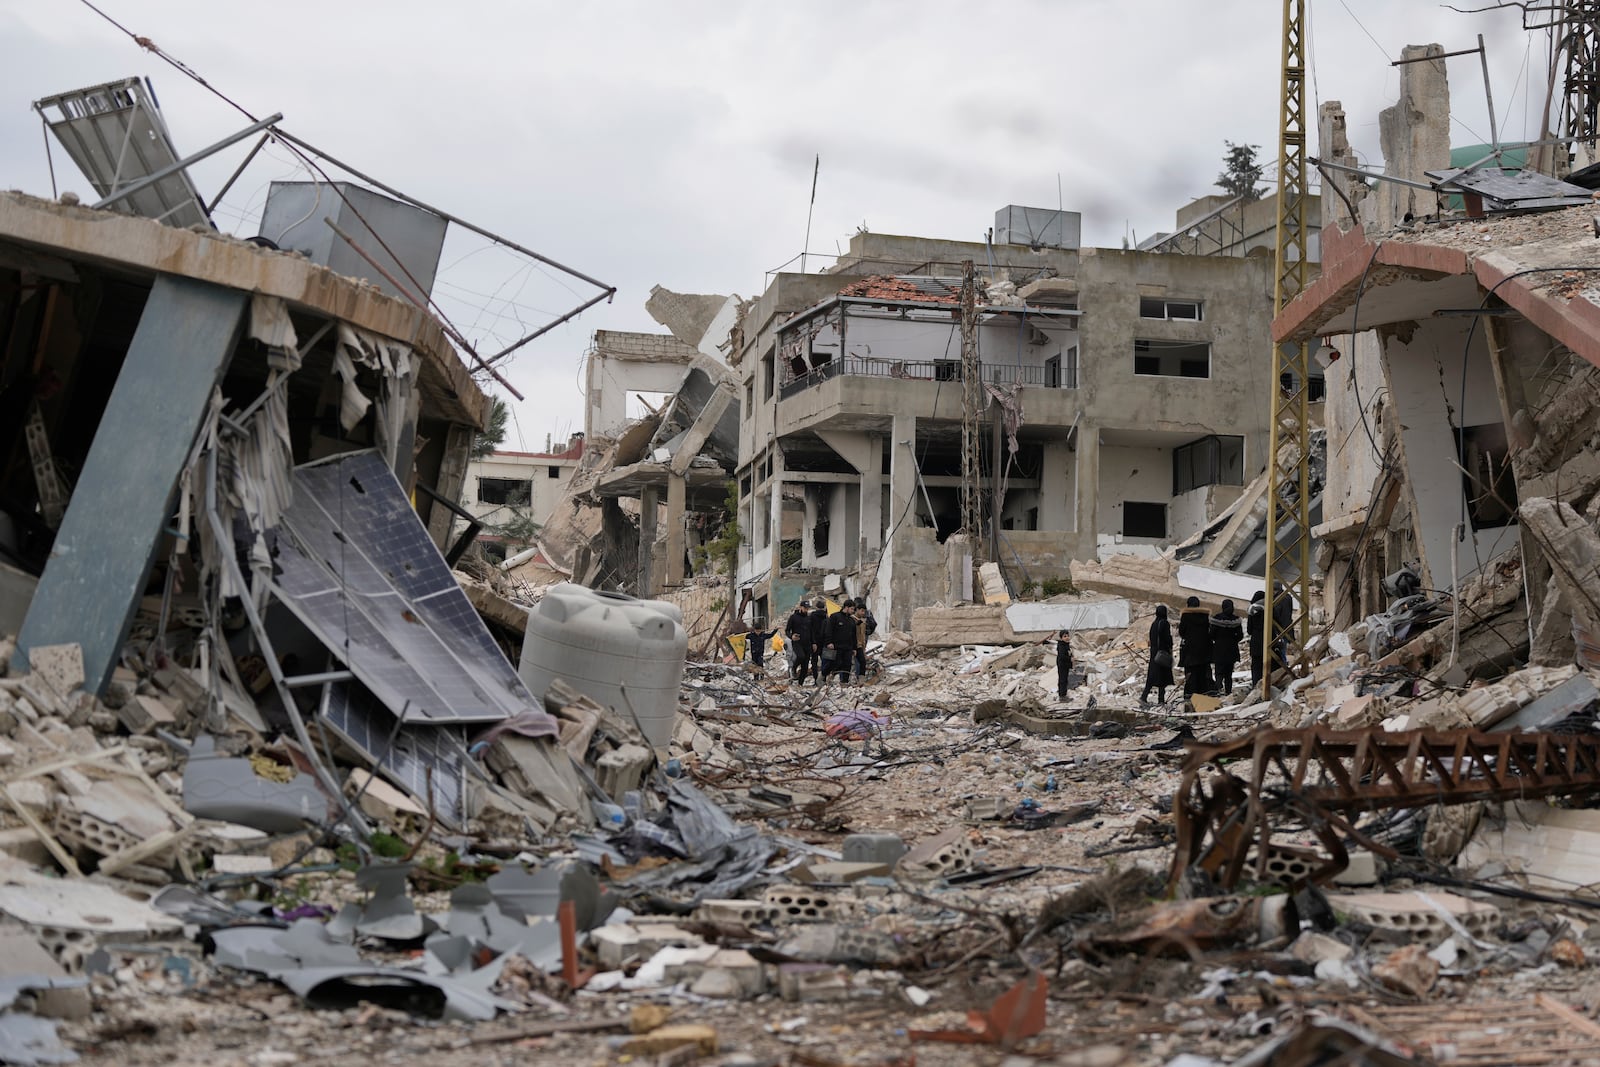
[33,77,210,229]
[321,682,467,828]
[271,450,531,725]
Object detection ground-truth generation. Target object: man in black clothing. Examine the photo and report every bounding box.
[1054,629,1073,702]
[1208,599,1243,695]
[1177,596,1214,697]
[1246,590,1266,687]
[1271,581,1295,677]
[784,601,814,685]
[826,602,857,684]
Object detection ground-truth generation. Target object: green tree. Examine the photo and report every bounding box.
[1217,141,1265,202]
[471,398,509,459]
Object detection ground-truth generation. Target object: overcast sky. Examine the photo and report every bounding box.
[0,0,1549,448]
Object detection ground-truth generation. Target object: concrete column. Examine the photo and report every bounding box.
[1076,427,1100,547]
[769,448,787,569]
[638,485,658,596]
[665,473,686,587]
[881,414,917,627]
[860,432,884,557]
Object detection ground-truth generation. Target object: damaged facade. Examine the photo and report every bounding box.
[732,209,1277,629]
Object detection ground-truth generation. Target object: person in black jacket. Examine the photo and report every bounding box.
[1142,605,1175,704]
[1178,596,1214,697]
[1271,581,1295,677]
[784,601,814,685]
[747,616,771,680]
[826,602,857,684]
[1208,599,1243,695]
[1247,590,1266,687]
[1054,629,1073,702]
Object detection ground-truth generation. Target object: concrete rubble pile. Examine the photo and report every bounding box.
[0,552,1596,1066]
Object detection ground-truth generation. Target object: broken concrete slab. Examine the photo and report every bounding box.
[1459,801,1600,893]
[0,866,180,937]
[1004,599,1132,635]
[1330,890,1497,942]
[0,1011,77,1066]
[0,932,90,1020]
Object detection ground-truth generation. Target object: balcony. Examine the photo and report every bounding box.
[778,356,1076,401]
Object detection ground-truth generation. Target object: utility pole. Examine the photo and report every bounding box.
[959,261,983,561]
[1263,0,1312,700]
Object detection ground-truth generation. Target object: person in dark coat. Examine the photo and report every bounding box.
[1246,590,1266,687]
[826,602,857,684]
[1054,629,1073,701]
[1141,605,1175,704]
[1178,596,1214,697]
[1208,599,1243,695]
[784,602,814,685]
[1271,582,1295,676]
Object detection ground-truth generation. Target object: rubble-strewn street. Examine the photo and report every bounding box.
[4,583,1600,1066]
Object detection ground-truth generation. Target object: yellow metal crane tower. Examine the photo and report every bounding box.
[1263,0,1313,698]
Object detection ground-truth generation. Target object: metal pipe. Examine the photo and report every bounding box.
[1307,156,1437,192]
[205,132,270,214]
[482,288,614,366]
[1479,34,1499,152]
[92,112,284,211]
[271,128,615,295]
[203,441,369,837]
[322,217,525,401]
[284,671,356,689]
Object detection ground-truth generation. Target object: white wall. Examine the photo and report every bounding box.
[1097,444,1173,539]
[1385,319,1520,591]
[1321,330,1387,523]
[464,452,578,528]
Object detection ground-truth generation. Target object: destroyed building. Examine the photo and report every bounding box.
[1280,44,1600,674]
[727,208,1279,629]
[461,436,586,562]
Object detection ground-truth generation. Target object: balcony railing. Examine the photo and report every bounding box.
[778,356,1076,400]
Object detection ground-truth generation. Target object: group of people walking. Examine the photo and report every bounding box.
[780,597,877,685]
[1140,585,1293,704]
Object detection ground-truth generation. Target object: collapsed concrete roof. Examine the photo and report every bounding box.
[1275,206,1600,372]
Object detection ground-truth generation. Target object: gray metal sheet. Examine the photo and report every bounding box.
[322,682,466,827]
[1426,166,1593,204]
[271,450,525,725]
[34,77,209,229]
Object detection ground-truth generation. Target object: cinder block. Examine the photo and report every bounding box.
[1331,849,1380,886]
[763,885,840,922]
[594,743,652,799]
[895,827,974,880]
[693,899,778,926]
[842,832,906,866]
[1333,890,1497,942]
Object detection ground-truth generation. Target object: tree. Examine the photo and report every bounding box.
[1217,141,1265,202]
[471,398,509,459]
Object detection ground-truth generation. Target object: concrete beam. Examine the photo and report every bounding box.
[0,193,486,428]
[814,428,873,474]
[639,485,659,597]
[668,382,735,477]
[14,274,246,692]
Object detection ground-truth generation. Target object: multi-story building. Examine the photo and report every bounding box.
[729,207,1277,628]
[463,436,585,560]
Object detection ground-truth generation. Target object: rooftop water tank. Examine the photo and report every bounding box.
[518,584,687,750]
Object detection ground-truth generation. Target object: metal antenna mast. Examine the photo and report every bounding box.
[1263,0,1312,699]
[959,260,984,559]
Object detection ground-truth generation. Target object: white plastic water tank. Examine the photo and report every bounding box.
[518,584,687,749]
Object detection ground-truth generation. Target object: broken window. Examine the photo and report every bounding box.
[934,360,961,382]
[746,380,754,410]
[477,477,530,506]
[1459,422,1517,529]
[547,466,561,479]
[1123,501,1167,538]
[762,350,775,400]
[1134,339,1210,379]
[1173,435,1245,494]
[1140,296,1203,321]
